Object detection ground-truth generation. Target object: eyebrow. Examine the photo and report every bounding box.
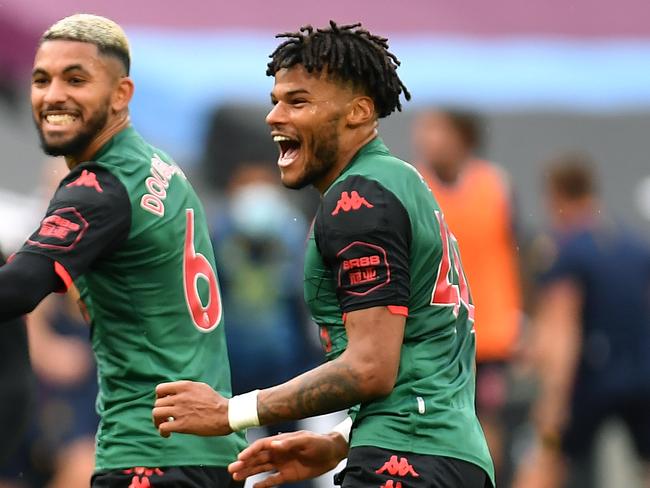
[270,88,311,99]
[32,64,91,77]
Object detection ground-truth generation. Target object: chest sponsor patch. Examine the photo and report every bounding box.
[27,207,89,251]
[336,241,390,295]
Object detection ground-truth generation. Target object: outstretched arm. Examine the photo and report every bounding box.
[153,305,405,436]
[0,253,61,321]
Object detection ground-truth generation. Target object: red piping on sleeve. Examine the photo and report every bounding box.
[387,305,408,317]
[53,261,73,292]
[342,305,409,323]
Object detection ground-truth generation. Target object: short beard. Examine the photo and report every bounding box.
[36,103,110,158]
[283,116,340,190]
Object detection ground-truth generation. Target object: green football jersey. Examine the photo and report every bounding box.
[304,138,494,484]
[19,127,246,470]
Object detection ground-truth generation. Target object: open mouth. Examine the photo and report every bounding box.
[273,135,301,168]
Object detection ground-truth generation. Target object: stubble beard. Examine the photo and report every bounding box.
[36,102,110,159]
[283,116,340,190]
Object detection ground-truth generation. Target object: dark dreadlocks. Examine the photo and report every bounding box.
[267,21,411,118]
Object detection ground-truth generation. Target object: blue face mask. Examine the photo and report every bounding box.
[230,183,294,239]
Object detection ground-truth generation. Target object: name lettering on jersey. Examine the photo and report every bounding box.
[66,169,103,193]
[140,154,187,217]
[331,190,373,216]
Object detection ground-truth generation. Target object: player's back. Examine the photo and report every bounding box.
[74,127,246,469]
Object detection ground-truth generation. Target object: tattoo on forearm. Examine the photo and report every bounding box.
[258,361,363,425]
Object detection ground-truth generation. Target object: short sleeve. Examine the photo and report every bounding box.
[17,163,131,289]
[314,175,411,314]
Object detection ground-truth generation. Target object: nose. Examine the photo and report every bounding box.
[42,78,68,105]
[265,102,287,127]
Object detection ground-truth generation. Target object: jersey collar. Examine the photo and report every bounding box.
[93,126,139,161]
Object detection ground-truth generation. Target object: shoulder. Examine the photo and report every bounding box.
[50,163,131,224]
[320,174,410,233]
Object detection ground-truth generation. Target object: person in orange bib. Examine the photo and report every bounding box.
[413,109,522,486]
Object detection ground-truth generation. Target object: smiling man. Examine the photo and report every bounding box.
[0,14,246,487]
[153,22,494,488]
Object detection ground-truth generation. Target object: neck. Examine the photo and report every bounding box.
[65,113,130,170]
[314,126,377,194]
[555,197,600,231]
[428,154,470,185]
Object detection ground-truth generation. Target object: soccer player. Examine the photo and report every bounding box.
[153,22,494,488]
[0,14,245,487]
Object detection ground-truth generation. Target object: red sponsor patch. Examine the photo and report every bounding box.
[336,241,389,296]
[66,169,103,193]
[27,207,88,251]
[331,190,373,215]
[38,215,80,240]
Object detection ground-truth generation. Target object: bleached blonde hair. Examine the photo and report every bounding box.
[41,14,131,74]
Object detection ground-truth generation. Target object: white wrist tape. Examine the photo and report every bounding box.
[331,416,353,444]
[228,390,260,431]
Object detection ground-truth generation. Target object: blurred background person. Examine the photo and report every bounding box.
[211,162,322,488]
[0,158,99,488]
[412,108,523,486]
[0,249,33,472]
[514,154,650,488]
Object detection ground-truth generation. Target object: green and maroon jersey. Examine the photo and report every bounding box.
[304,138,494,484]
[18,127,246,470]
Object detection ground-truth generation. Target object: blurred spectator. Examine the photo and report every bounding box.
[0,249,33,469]
[0,158,98,488]
[211,163,322,487]
[514,154,650,488]
[412,108,523,485]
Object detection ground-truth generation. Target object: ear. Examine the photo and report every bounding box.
[111,77,135,113]
[346,96,375,128]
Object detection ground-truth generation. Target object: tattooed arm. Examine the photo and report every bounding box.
[153,305,405,436]
[258,305,405,423]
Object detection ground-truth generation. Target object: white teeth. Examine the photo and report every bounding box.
[45,114,76,125]
[273,135,292,142]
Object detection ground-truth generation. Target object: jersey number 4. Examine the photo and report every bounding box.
[183,209,222,332]
[431,210,475,321]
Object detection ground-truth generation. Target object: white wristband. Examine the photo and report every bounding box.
[228,390,261,431]
[331,416,353,444]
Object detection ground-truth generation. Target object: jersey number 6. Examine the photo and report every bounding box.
[183,208,222,332]
[431,210,475,321]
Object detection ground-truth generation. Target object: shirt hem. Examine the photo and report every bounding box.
[350,438,495,486]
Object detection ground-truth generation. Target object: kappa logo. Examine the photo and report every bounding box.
[38,215,80,240]
[331,190,373,215]
[66,169,103,193]
[380,481,402,488]
[375,456,420,478]
[123,467,164,488]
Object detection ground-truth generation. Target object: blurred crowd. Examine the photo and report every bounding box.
[0,101,649,488]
